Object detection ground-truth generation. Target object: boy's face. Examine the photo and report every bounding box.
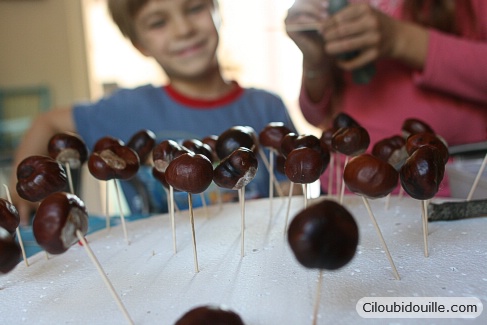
[133,0,220,80]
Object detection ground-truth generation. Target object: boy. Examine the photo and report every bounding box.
[9,0,296,225]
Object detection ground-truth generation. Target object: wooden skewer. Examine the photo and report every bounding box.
[104,181,111,230]
[64,162,74,194]
[327,153,335,197]
[361,196,401,280]
[188,193,199,273]
[269,150,275,219]
[238,186,246,257]
[76,230,134,325]
[284,182,295,235]
[339,156,349,204]
[169,186,177,253]
[258,148,284,197]
[3,184,29,267]
[421,199,429,257]
[113,180,130,245]
[312,270,324,325]
[467,153,487,201]
[302,183,308,209]
[286,22,322,33]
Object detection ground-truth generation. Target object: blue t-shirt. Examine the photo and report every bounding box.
[73,83,296,214]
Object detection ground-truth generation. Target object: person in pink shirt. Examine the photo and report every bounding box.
[285,0,487,196]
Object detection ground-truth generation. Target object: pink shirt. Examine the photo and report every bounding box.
[300,0,487,147]
[299,0,487,196]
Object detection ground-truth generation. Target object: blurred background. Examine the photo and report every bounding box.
[0,0,320,211]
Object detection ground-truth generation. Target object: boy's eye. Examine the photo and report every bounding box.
[148,19,166,29]
[187,2,207,14]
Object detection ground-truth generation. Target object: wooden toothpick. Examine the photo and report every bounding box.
[188,193,199,273]
[467,153,487,201]
[239,186,246,257]
[421,200,429,257]
[3,184,29,267]
[284,182,294,235]
[361,196,400,280]
[312,270,324,325]
[113,180,130,245]
[76,230,134,325]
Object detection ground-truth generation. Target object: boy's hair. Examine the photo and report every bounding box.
[107,0,219,45]
[108,0,150,45]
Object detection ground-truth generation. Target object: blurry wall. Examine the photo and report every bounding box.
[0,0,94,107]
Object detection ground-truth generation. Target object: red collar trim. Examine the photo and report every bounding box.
[163,82,244,109]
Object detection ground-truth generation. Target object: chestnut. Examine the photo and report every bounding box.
[127,129,156,164]
[165,153,214,194]
[213,147,258,190]
[47,132,88,169]
[92,136,124,153]
[215,126,258,160]
[0,227,21,274]
[201,135,219,163]
[0,198,20,234]
[284,147,325,184]
[88,145,140,181]
[152,140,188,172]
[406,132,449,165]
[182,139,214,163]
[343,153,399,198]
[332,112,360,129]
[16,155,68,202]
[32,192,88,255]
[320,127,337,151]
[175,305,245,325]
[331,126,370,156]
[371,135,407,170]
[402,118,435,138]
[280,133,322,157]
[258,122,292,151]
[287,199,359,270]
[400,145,445,200]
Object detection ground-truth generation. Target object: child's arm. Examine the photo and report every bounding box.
[8,107,76,225]
[285,0,336,127]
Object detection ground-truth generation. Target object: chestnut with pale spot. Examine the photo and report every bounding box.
[33,192,88,255]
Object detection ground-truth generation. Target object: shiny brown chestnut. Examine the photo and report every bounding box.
[320,127,337,151]
[92,136,124,153]
[16,155,68,202]
[165,153,214,194]
[331,126,370,156]
[175,305,245,325]
[287,199,359,270]
[213,147,258,190]
[405,132,449,165]
[402,118,434,138]
[47,132,89,169]
[182,139,214,163]
[0,227,21,274]
[215,126,258,160]
[343,153,399,198]
[400,145,445,200]
[280,133,321,157]
[127,129,156,164]
[284,147,325,184]
[332,112,360,129]
[202,135,219,163]
[0,198,20,234]
[88,145,140,181]
[372,135,407,170]
[258,122,292,152]
[32,192,88,255]
[152,140,188,171]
